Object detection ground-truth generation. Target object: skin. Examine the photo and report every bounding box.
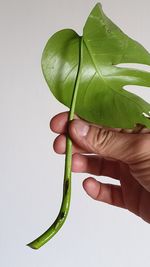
[50,111,150,224]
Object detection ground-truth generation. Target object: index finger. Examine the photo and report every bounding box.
[50,111,150,135]
[50,111,78,134]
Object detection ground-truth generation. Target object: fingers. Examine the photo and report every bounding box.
[69,119,150,164]
[83,177,125,209]
[53,132,125,179]
[51,112,87,153]
[50,112,147,164]
[72,154,121,180]
[53,134,86,154]
[50,111,78,134]
[50,112,69,134]
[53,134,124,179]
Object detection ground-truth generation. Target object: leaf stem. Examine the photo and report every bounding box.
[27,37,83,249]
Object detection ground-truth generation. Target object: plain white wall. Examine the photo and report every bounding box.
[1,0,150,266]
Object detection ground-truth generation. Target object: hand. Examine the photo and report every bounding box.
[50,112,150,223]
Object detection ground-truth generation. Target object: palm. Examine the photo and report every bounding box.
[118,162,150,223]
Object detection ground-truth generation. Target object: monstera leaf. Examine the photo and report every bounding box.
[42,3,150,129]
[28,3,150,250]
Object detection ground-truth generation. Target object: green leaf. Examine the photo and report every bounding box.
[42,2,150,129]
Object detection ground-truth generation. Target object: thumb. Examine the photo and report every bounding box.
[69,119,148,164]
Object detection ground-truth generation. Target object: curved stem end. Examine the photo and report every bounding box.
[26,242,40,250]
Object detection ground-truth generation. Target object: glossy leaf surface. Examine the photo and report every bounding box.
[42,3,150,129]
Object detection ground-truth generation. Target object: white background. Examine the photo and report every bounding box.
[1,0,150,266]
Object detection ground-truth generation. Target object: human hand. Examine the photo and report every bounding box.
[50,112,150,223]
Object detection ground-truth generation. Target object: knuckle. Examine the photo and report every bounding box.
[88,127,115,154]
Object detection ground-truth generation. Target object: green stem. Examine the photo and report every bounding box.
[27,37,83,249]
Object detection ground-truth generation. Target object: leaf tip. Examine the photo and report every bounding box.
[91,2,103,13]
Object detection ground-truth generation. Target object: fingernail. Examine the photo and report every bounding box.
[73,120,89,137]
